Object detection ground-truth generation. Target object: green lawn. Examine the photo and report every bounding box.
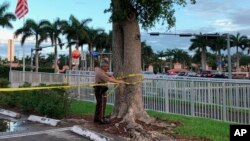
[69,100,113,115]
[69,100,229,141]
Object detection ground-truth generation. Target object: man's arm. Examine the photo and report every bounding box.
[96,68,124,84]
[107,76,124,84]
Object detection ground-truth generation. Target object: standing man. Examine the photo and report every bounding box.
[94,60,124,124]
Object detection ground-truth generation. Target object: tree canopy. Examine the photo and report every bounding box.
[105,0,196,29]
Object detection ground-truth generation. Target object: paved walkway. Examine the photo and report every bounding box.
[0,128,90,141]
[0,114,126,141]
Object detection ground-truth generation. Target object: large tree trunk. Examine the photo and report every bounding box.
[111,8,151,125]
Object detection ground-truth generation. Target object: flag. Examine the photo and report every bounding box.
[15,0,28,19]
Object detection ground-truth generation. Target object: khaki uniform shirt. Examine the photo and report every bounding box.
[95,67,110,83]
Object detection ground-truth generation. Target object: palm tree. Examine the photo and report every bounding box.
[95,32,110,52]
[61,15,91,69]
[43,18,65,72]
[243,39,250,54]
[141,41,154,71]
[15,19,50,72]
[0,2,16,28]
[208,34,227,71]
[85,27,105,69]
[189,34,209,70]
[164,48,191,70]
[155,50,166,72]
[231,32,248,71]
[172,48,191,69]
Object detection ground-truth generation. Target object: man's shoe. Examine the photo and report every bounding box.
[94,119,101,123]
[99,118,111,124]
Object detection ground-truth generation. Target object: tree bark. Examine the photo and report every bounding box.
[218,50,222,71]
[236,46,240,72]
[201,47,206,70]
[89,43,93,70]
[112,1,152,124]
[54,38,58,73]
[69,46,72,69]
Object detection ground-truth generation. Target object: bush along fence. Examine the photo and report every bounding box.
[0,82,72,119]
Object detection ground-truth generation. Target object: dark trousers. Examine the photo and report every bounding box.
[94,86,108,121]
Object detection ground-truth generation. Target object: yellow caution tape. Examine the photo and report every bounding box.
[0,73,144,92]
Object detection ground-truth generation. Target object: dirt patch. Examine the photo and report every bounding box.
[65,114,210,141]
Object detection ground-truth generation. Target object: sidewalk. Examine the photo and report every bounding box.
[0,114,127,141]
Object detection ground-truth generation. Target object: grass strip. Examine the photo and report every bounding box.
[69,100,229,141]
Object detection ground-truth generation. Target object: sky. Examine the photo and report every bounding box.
[1,0,250,59]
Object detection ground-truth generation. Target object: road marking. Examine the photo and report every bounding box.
[0,127,71,140]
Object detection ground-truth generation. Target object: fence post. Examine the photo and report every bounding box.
[164,80,169,113]
[50,73,52,84]
[77,74,80,99]
[191,81,195,116]
[222,82,226,121]
[39,72,42,84]
[235,84,239,107]
[9,70,12,87]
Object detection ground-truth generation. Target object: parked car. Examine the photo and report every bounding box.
[200,70,221,77]
[212,74,228,79]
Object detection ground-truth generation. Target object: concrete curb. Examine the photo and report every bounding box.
[0,109,21,118]
[27,115,60,126]
[71,125,111,141]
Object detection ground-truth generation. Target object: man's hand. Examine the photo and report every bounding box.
[118,80,125,84]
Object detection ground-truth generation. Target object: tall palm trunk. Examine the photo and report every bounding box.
[218,50,222,71]
[75,37,79,70]
[201,47,206,70]
[35,36,39,72]
[54,37,58,73]
[236,46,240,72]
[69,46,72,69]
[89,43,93,70]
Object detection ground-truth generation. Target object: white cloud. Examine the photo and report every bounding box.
[0,30,14,41]
[213,19,232,27]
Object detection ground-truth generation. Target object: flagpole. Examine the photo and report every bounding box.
[15,0,28,81]
[22,16,25,82]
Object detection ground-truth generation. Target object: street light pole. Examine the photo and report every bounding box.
[227,33,232,79]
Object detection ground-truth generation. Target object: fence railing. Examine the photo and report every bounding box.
[9,70,250,124]
[9,71,67,87]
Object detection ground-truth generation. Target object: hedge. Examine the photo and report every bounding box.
[0,83,71,119]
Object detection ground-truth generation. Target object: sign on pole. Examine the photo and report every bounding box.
[72,49,80,66]
[72,58,79,65]
[81,52,86,60]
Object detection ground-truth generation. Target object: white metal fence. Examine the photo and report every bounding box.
[9,70,250,124]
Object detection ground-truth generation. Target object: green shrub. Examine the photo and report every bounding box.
[2,93,19,107]
[0,66,10,79]
[0,120,8,132]
[0,79,9,88]
[0,83,71,119]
